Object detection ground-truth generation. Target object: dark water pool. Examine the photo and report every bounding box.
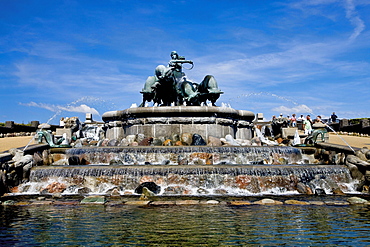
[1,204,370,246]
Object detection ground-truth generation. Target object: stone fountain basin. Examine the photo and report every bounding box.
[102,106,255,140]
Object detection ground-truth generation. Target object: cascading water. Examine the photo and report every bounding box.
[18,164,356,196]
[14,144,359,196]
[64,146,304,165]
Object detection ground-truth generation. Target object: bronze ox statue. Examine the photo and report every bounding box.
[139,52,223,107]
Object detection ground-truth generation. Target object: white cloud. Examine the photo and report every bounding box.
[344,0,366,42]
[20,102,100,116]
[272,104,314,116]
[59,104,100,115]
[289,0,365,42]
[21,102,56,112]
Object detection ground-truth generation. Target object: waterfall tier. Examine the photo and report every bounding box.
[20,165,355,196]
[61,146,304,165]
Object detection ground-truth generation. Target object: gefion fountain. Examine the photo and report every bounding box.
[12,52,359,198]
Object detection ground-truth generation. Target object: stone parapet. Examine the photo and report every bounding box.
[102,106,255,140]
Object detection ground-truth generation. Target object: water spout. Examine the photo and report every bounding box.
[293,130,301,146]
[254,127,278,146]
[23,109,63,152]
[322,120,355,153]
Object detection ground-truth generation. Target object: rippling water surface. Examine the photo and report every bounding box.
[1,204,370,246]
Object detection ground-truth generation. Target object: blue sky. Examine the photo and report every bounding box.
[1,0,369,125]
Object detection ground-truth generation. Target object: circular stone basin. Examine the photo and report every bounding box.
[102,106,255,122]
[102,106,255,141]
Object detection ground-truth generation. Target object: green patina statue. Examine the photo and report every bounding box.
[37,130,71,148]
[139,51,223,107]
[304,129,328,145]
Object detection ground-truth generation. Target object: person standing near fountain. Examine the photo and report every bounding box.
[303,115,313,135]
[314,115,322,124]
[290,114,297,127]
[331,112,338,123]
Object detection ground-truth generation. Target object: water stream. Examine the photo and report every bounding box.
[22,109,62,152]
[323,121,356,152]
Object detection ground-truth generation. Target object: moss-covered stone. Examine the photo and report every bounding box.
[80,196,106,204]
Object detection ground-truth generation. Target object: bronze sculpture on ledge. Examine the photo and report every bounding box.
[139,51,223,107]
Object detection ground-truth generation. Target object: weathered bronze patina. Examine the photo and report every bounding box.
[140,51,223,107]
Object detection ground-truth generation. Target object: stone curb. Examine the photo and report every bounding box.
[1,196,369,207]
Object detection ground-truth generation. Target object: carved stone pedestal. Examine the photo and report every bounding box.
[102,106,255,140]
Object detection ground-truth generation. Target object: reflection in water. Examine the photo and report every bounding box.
[1,205,370,246]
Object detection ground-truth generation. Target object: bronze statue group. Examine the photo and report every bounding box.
[140,51,223,107]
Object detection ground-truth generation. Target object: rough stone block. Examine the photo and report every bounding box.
[85,113,93,123]
[56,128,72,139]
[106,127,124,140]
[154,124,173,138]
[235,127,252,140]
[282,127,298,139]
[257,113,264,121]
[124,200,150,205]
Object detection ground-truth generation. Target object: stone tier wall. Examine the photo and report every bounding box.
[102,106,255,140]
